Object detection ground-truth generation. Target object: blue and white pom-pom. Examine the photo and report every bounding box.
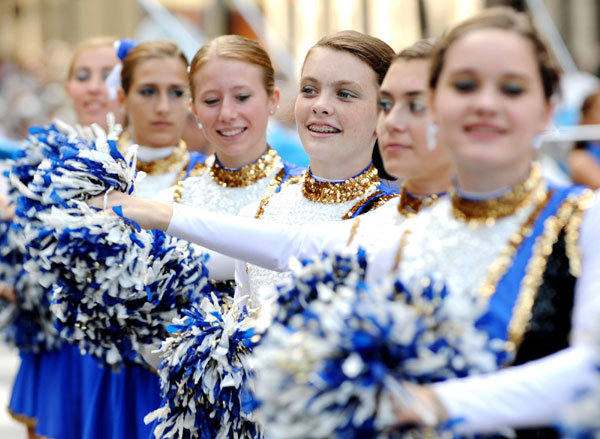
[8,118,211,367]
[261,246,368,328]
[251,254,502,439]
[0,219,61,352]
[145,294,261,439]
[50,226,211,368]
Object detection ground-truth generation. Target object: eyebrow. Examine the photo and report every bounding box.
[301,76,363,89]
[379,89,425,98]
[448,68,531,80]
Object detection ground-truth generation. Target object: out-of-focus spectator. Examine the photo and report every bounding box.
[568,90,600,189]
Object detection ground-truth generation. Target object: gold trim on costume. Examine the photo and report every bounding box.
[254,168,299,219]
[173,162,208,202]
[210,147,281,188]
[451,164,544,227]
[397,185,442,217]
[136,141,190,176]
[478,189,551,300]
[346,218,361,246]
[301,164,379,204]
[7,406,36,428]
[341,191,398,221]
[506,192,590,351]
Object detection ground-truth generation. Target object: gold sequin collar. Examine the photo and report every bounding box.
[451,163,546,226]
[209,147,280,188]
[397,184,445,217]
[136,141,189,176]
[301,163,380,204]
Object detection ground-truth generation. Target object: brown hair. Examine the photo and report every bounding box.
[429,7,560,100]
[396,38,437,62]
[67,36,116,80]
[121,40,189,95]
[304,30,395,86]
[188,35,275,99]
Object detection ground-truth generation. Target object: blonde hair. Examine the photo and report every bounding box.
[189,35,275,99]
[67,36,115,80]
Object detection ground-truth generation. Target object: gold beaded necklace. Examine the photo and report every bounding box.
[396,184,444,217]
[209,147,281,188]
[136,141,190,176]
[451,163,546,227]
[301,163,380,204]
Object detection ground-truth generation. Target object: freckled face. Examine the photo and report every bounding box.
[295,47,379,173]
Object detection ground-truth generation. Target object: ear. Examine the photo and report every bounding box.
[117,88,127,110]
[427,89,438,125]
[269,89,281,114]
[539,99,554,132]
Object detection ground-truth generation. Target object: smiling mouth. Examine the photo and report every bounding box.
[218,128,246,137]
[307,124,341,134]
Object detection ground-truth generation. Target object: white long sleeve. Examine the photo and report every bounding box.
[166,203,354,272]
[434,346,595,433]
[432,194,600,433]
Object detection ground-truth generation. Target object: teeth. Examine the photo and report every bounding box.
[308,125,339,134]
[220,128,244,137]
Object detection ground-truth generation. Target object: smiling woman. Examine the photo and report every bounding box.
[65,37,122,130]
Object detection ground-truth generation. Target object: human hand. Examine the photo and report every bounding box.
[391,382,449,428]
[86,190,173,231]
[0,195,15,221]
[0,281,15,302]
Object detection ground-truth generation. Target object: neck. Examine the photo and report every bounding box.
[455,159,532,194]
[404,172,452,197]
[309,157,373,181]
[215,139,269,169]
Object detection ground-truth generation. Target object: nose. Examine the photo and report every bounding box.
[383,103,409,133]
[218,96,237,122]
[473,84,499,115]
[88,74,104,94]
[311,93,333,116]
[156,91,171,113]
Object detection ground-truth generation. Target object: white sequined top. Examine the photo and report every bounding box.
[240,174,395,301]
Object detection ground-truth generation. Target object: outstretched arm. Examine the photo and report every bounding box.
[89,193,355,272]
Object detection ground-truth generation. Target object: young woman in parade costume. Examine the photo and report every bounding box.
[568,90,600,189]
[155,34,303,287]
[360,7,599,438]
[5,37,123,439]
[78,40,198,439]
[235,30,402,300]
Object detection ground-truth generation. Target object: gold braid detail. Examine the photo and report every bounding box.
[478,189,551,300]
[564,190,594,277]
[341,192,399,221]
[172,162,208,203]
[254,168,298,219]
[346,218,361,246]
[506,193,584,352]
